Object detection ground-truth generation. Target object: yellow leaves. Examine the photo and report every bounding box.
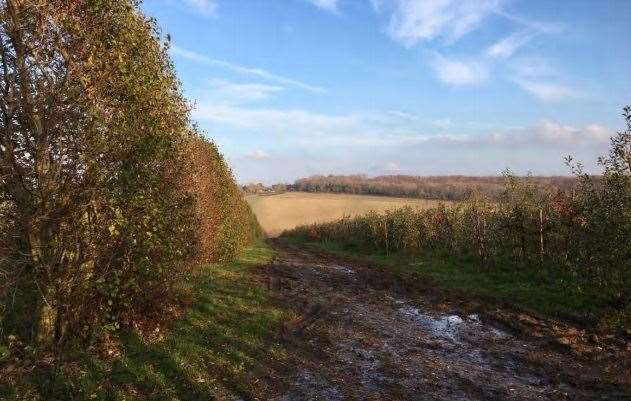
[108,224,119,236]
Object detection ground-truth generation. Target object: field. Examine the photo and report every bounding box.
[245,192,447,237]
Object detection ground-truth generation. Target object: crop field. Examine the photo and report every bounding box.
[245,192,447,237]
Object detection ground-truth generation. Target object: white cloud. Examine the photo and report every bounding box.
[387,0,504,46]
[192,103,608,152]
[511,56,582,102]
[181,0,217,17]
[191,102,437,148]
[384,162,402,173]
[388,110,417,120]
[192,103,359,132]
[207,79,284,102]
[308,0,339,13]
[512,55,558,78]
[171,46,210,63]
[372,1,567,93]
[441,121,612,147]
[432,118,454,129]
[372,0,567,93]
[171,46,326,93]
[486,30,537,58]
[245,150,272,160]
[496,10,565,35]
[430,53,488,86]
[529,121,605,145]
[513,78,580,102]
[583,124,611,142]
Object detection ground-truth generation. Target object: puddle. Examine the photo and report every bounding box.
[312,263,356,275]
[328,264,355,274]
[398,306,508,342]
[344,342,389,389]
[273,370,343,401]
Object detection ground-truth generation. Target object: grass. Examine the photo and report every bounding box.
[246,192,448,237]
[0,241,289,401]
[281,236,628,328]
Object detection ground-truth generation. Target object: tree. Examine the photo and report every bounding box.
[570,107,631,297]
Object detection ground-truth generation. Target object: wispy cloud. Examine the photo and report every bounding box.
[181,0,217,17]
[432,118,454,129]
[388,110,418,120]
[429,53,488,86]
[511,56,582,102]
[485,11,564,59]
[171,46,326,93]
[307,0,339,13]
[486,30,537,58]
[512,55,557,77]
[190,94,611,165]
[496,10,565,35]
[206,79,284,102]
[191,102,430,148]
[513,78,580,102]
[387,0,504,46]
[433,121,611,147]
[245,150,272,160]
[192,103,359,132]
[375,0,566,94]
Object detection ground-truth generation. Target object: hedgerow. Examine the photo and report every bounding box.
[0,0,259,353]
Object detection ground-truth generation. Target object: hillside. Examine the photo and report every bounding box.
[246,192,446,237]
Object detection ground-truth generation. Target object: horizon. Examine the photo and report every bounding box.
[142,0,630,185]
[241,172,581,186]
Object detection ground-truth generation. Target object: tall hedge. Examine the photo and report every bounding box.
[0,0,259,350]
[187,134,262,263]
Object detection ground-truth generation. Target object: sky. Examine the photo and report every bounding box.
[141,0,631,184]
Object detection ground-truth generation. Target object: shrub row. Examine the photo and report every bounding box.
[286,109,631,304]
[0,0,259,350]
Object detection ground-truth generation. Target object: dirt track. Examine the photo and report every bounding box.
[248,242,631,401]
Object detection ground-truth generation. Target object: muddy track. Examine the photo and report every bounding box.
[249,241,631,401]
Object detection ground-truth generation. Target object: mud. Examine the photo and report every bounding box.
[251,243,631,401]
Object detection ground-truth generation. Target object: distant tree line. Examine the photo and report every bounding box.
[285,107,631,309]
[244,175,578,201]
[0,0,260,355]
[242,182,287,194]
[290,174,578,201]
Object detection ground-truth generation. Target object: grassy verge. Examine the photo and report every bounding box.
[1,241,289,401]
[280,235,629,329]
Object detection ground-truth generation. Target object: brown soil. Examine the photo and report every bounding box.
[247,241,631,401]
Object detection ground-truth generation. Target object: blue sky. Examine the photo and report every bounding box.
[142,0,631,184]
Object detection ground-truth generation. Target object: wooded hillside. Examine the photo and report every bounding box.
[290,174,577,200]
